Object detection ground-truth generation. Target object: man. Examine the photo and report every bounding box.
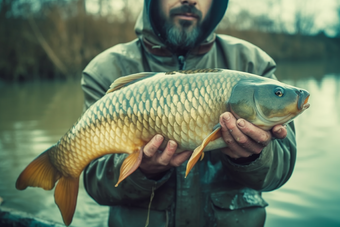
[82,0,295,226]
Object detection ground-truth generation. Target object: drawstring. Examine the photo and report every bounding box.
[178,55,186,70]
[145,186,156,227]
[165,210,169,227]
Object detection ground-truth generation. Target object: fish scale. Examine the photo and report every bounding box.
[16,68,310,226]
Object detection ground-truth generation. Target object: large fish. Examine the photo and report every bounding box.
[16,68,310,225]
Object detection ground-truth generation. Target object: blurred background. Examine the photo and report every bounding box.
[0,0,340,226]
[1,0,340,81]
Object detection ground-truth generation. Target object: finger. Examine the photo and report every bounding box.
[272,125,287,139]
[220,112,237,143]
[157,140,177,166]
[236,119,271,149]
[170,150,193,167]
[143,134,164,158]
[220,113,257,157]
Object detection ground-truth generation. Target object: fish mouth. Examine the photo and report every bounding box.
[301,95,310,110]
[297,89,310,110]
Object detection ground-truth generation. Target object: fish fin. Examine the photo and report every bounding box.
[16,146,61,190]
[185,126,222,177]
[212,123,221,131]
[115,149,143,187]
[200,152,205,161]
[54,176,79,226]
[106,72,156,93]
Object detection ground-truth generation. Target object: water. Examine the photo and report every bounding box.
[0,80,108,226]
[264,69,340,227]
[0,63,340,226]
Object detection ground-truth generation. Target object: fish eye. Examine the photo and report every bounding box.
[274,87,284,97]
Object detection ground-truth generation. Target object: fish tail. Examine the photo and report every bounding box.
[55,176,79,226]
[16,146,61,191]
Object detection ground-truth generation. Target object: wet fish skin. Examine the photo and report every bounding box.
[15,68,310,226]
[52,69,238,175]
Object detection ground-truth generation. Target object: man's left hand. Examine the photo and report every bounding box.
[219,112,287,159]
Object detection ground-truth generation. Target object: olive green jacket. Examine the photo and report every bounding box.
[81,2,296,227]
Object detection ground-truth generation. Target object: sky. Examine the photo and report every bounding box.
[85,0,339,36]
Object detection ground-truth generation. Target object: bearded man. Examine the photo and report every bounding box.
[82,1,295,226]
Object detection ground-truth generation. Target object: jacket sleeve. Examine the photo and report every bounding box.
[220,40,297,191]
[84,153,173,205]
[221,121,296,191]
[81,43,172,205]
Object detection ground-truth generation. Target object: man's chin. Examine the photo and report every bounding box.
[171,23,196,34]
[178,19,196,28]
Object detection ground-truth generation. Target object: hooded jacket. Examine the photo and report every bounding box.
[82,1,296,226]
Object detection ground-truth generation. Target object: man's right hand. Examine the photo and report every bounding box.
[139,134,192,180]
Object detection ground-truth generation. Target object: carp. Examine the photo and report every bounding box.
[16,68,310,225]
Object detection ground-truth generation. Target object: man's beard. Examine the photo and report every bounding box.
[164,20,200,52]
[154,4,203,53]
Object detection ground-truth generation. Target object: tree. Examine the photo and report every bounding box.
[294,2,316,35]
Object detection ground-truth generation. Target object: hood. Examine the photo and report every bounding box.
[135,0,229,52]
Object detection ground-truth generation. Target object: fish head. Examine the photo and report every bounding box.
[228,78,310,130]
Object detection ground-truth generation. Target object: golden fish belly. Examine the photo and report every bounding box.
[49,72,240,177]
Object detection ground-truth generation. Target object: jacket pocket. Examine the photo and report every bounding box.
[108,186,174,227]
[210,188,268,227]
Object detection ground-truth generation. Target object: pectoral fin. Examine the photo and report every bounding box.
[185,126,222,177]
[115,149,143,187]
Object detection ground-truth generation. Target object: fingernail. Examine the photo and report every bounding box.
[237,119,245,127]
[274,127,282,134]
[169,140,176,149]
[223,113,231,121]
[155,134,163,141]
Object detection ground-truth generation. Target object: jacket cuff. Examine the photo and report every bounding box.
[125,166,174,191]
[221,142,273,173]
[227,153,261,165]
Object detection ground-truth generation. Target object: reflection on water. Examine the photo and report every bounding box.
[0,63,340,226]
[264,71,340,227]
[0,80,108,226]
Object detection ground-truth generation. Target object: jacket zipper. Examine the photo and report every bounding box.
[178,55,186,70]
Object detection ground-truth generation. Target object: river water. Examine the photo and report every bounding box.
[0,62,339,226]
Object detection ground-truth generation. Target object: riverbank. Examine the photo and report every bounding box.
[0,207,64,227]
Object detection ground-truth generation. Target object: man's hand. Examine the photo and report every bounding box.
[139,135,192,179]
[220,112,287,159]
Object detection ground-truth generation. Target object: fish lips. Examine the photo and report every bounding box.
[297,89,310,110]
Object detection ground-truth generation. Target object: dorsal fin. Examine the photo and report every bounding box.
[106,72,156,94]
